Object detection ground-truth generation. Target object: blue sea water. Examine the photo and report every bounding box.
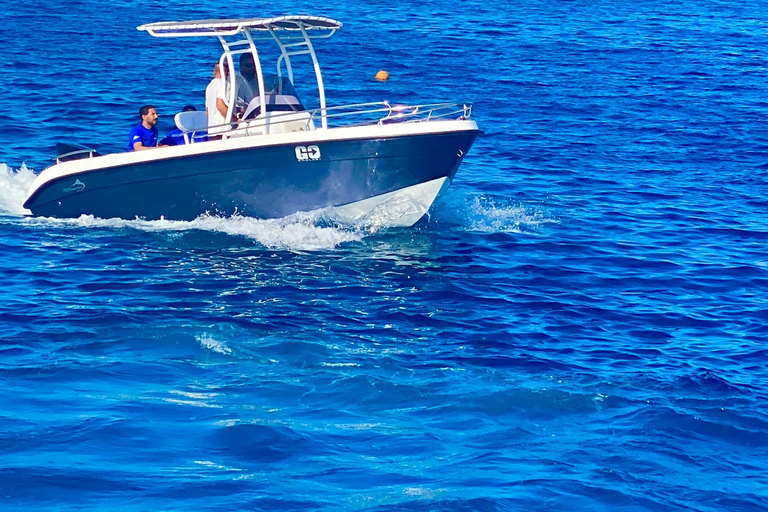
[2,0,768,510]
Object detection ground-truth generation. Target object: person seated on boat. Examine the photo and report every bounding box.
[159,105,206,145]
[127,104,161,151]
[235,53,258,109]
[206,62,230,137]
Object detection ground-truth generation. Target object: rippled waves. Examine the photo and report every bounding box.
[2,0,768,510]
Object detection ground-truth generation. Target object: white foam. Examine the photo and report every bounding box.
[163,398,222,408]
[0,163,35,216]
[436,190,559,233]
[193,460,245,472]
[196,334,233,355]
[19,209,364,251]
[192,210,363,251]
[169,389,220,399]
[468,196,546,232]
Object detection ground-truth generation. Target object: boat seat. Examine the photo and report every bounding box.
[174,111,208,143]
[265,111,314,134]
[235,111,314,137]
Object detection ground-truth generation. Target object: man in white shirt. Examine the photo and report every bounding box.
[205,62,229,136]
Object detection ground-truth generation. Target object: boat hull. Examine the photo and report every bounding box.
[24,122,479,226]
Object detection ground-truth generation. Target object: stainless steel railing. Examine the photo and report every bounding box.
[55,148,98,164]
[186,101,473,141]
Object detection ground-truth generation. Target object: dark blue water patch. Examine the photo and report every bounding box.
[2,416,156,457]
[308,466,433,490]
[139,478,282,505]
[676,369,760,396]
[615,405,768,449]
[201,423,307,463]
[364,497,502,512]
[0,466,145,501]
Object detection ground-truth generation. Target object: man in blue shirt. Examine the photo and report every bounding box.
[127,105,160,151]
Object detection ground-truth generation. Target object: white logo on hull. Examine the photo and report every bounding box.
[295,145,321,161]
[63,179,85,193]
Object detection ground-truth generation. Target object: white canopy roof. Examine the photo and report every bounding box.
[138,15,342,37]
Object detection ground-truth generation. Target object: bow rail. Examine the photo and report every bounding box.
[184,101,473,141]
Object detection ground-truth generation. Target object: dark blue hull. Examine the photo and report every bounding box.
[24,130,479,221]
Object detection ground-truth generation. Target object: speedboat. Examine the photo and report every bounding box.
[23,16,480,227]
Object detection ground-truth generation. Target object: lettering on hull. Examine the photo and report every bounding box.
[295,145,321,161]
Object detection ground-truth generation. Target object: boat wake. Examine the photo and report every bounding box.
[0,163,36,216]
[432,189,559,233]
[1,163,555,250]
[0,162,362,250]
[27,210,368,251]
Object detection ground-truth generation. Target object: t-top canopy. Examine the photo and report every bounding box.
[138,15,342,37]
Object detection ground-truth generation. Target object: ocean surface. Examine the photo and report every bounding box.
[1,0,768,510]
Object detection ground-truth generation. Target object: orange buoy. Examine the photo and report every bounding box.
[375,70,389,81]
